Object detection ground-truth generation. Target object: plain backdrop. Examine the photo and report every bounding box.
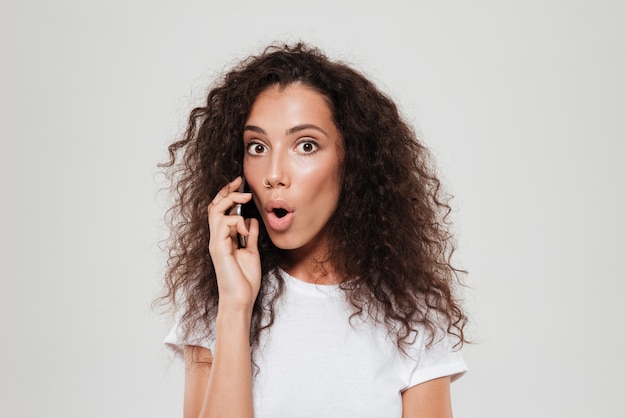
[1,1,624,417]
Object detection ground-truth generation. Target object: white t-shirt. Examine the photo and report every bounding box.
[165,269,467,418]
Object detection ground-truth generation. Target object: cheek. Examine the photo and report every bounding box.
[307,176,342,212]
[243,161,260,190]
[324,162,343,199]
[242,158,252,179]
[242,168,262,213]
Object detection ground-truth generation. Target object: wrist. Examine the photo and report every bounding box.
[216,304,253,331]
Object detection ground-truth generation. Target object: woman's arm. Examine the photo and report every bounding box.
[183,346,212,418]
[182,177,261,418]
[203,306,255,417]
[402,376,453,418]
[183,308,254,418]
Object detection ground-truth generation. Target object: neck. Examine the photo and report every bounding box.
[282,245,339,285]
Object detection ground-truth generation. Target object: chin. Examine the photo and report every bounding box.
[267,235,301,251]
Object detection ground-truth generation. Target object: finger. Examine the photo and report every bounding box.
[234,215,252,240]
[208,189,252,221]
[209,214,245,254]
[209,196,253,225]
[223,176,244,198]
[228,224,241,252]
[243,218,260,250]
[212,212,252,243]
[210,176,243,205]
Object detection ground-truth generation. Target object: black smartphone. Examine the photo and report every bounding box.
[228,177,248,248]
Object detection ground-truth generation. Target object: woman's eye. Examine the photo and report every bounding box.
[247,143,267,155]
[296,141,318,154]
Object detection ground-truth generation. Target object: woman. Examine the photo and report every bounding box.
[160,42,468,418]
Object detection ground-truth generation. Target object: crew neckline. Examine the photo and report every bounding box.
[277,267,343,297]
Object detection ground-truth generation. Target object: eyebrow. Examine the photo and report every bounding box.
[243,124,328,137]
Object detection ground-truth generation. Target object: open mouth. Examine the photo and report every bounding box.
[273,208,289,218]
[264,200,295,231]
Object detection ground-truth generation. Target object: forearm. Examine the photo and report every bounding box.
[198,178,260,417]
[201,306,254,418]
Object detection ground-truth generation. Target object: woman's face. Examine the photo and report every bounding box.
[243,83,343,254]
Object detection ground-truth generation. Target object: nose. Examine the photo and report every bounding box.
[265,150,290,188]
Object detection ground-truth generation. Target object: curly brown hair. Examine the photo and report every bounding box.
[158,42,467,356]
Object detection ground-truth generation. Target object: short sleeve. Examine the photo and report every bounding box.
[404,329,468,389]
[163,314,215,359]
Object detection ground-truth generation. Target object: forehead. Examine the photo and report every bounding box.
[244,83,344,152]
[247,83,334,122]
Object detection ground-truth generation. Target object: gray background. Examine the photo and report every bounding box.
[1,1,624,417]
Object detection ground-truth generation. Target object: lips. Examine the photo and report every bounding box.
[264,199,295,232]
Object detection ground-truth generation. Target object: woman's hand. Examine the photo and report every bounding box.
[207,177,261,312]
